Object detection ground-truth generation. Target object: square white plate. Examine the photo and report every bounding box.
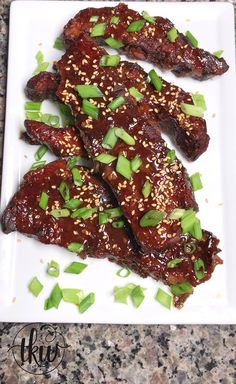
[0,1,236,324]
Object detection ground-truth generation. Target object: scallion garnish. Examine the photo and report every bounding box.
[116,154,132,180]
[183,242,196,255]
[140,210,165,227]
[105,37,124,49]
[213,49,224,58]
[72,167,83,187]
[82,99,99,120]
[167,27,178,43]
[104,207,123,218]
[190,172,203,191]
[112,220,125,228]
[98,212,109,225]
[39,191,48,210]
[33,50,49,75]
[53,36,66,51]
[58,181,70,201]
[67,242,84,253]
[91,22,106,37]
[142,10,156,23]
[67,156,81,170]
[50,209,70,218]
[131,155,142,172]
[41,113,60,128]
[142,180,152,198]
[100,54,120,67]
[129,87,144,101]
[62,289,84,305]
[194,258,205,280]
[185,30,198,48]
[181,209,196,234]
[115,128,135,146]
[59,103,75,126]
[26,111,41,121]
[102,128,118,149]
[155,288,172,309]
[28,277,43,297]
[24,101,42,111]
[76,84,104,99]
[116,267,131,278]
[113,284,136,304]
[148,69,163,92]
[44,283,62,310]
[169,208,185,220]
[167,149,176,164]
[170,282,193,296]
[71,207,97,220]
[79,292,95,313]
[191,93,207,111]
[89,15,99,23]
[94,153,117,164]
[180,103,204,117]
[47,260,60,277]
[64,198,81,210]
[34,144,48,161]
[31,160,46,170]
[167,258,183,268]
[110,16,120,24]
[130,285,145,308]
[127,19,146,32]
[190,218,202,240]
[108,96,125,111]
[64,261,87,274]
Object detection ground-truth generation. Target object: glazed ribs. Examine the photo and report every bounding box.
[63,3,228,80]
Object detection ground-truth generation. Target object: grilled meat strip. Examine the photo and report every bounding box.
[22,120,86,158]
[1,160,221,308]
[63,3,228,80]
[25,71,59,102]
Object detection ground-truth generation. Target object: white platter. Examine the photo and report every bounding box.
[0,1,236,324]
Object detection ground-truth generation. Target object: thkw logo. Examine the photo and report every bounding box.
[8,323,69,375]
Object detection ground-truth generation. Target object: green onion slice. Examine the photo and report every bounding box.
[113,284,136,304]
[36,50,44,64]
[191,93,207,111]
[58,181,70,201]
[24,101,42,111]
[67,156,81,170]
[167,258,183,268]
[130,285,145,308]
[71,207,97,220]
[131,155,142,172]
[116,154,132,180]
[99,212,109,225]
[183,242,196,255]
[116,267,131,278]
[39,191,48,210]
[62,288,84,305]
[79,292,95,313]
[28,277,43,297]
[129,87,144,101]
[41,113,60,128]
[31,160,46,170]
[190,172,203,192]
[100,54,120,67]
[190,218,203,240]
[181,209,196,234]
[194,258,205,280]
[64,261,87,274]
[213,49,224,58]
[142,180,152,198]
[91,22,106,37]
[167,27,178,43]
[149,69,163,92]
[50,209,70,218]
[72,167,83,187]
[185,30,198,48]
[181,103,204,118]
[140,210,165,227]
[167,149,176,164]
[64,198,81,210]
[47,260,60,277]
[102,128,118,150]
[170,282,193,296]
[34,144,48,161]
[142,10,156,23]
[76,84,104,99]
[169,208,185,220]
[53,36,66,51]
[89,15,99,22]
[44,283,62,310]
[108,96,125,111]
[105,37,124,49]
[33,51,49,75]
[67,242,84,253]
[110,16,120,24]
[127,19,146,32]
[25,111,41,121]
[94,153,117,164]
[155,288,172,309]
[104,207,123,218]
[112,220,125,228]
[115,128,135,146]
[82,99,98,120]
[59,103,75,126]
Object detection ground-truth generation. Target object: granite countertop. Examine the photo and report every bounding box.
[0,1,236,383]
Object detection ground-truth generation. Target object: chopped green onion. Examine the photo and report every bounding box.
[41,113,60,128]
[26,111,41,121]
[190,172,203,192]
[194,258,205,280]
[169,208,185,220]
[142,10,156,23]
[167,27,178,43]
[64,198,81,210]
[130,285,145,308]
[39,191,48,210]
[91,22,106,37]
[115,128,135,146]
[33,51,49,75]
[76,84,104,98]
[72,167,83,187]
[58,181,70,201]
[104,207,123,218]
[79,292,95,313]
[127,19,145,32]
[167,258,183,268]
[71,207,97,220]
[129,87,144,101]
[105,37,124,49]
[53,36,66,51]
[28,277,43,297]
[116,267,131,278]
[24,101,42,111]
[62,288,84,305]
[31,160,46,170]
[183,242,196,255]
[67,242,84,253]
[185,30,198,48]
[47,260,60,277]
[142,180,152,198]
[67,156,81,170]
[140,210,165,227]
[50,209,70,218]
[170,282,193,296]
[131,155,142,172]
[167,149,176,164]
[180,103,204,118]
[64,261,87,274]
[89,15,99,23]
[181,209,196,234]
[110,16,120,24]
[149,69,163,92]
[116,154,132,180]
[113,284,136,304]
[36,50,44,64]
[94,153,117,164]
[155,288,172,309]
[82,99,98,120]
[108,96,125,111]
[34,144,48,161]
[99,212,109,225]
[100,54,120,67]
[191,93,207,111]
[112,220,125,228]
[44,283,62,310]
[213,49,224,58]
[59,103,75,126]
[190,218,203,240]
[102,128,118,150]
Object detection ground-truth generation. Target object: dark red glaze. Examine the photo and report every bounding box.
[1,160,221,308]
[24,120,86,158]
[63,3,229,80]
[25,71,59,102]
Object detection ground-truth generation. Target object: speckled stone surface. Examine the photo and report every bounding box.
[0,1,236,383]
